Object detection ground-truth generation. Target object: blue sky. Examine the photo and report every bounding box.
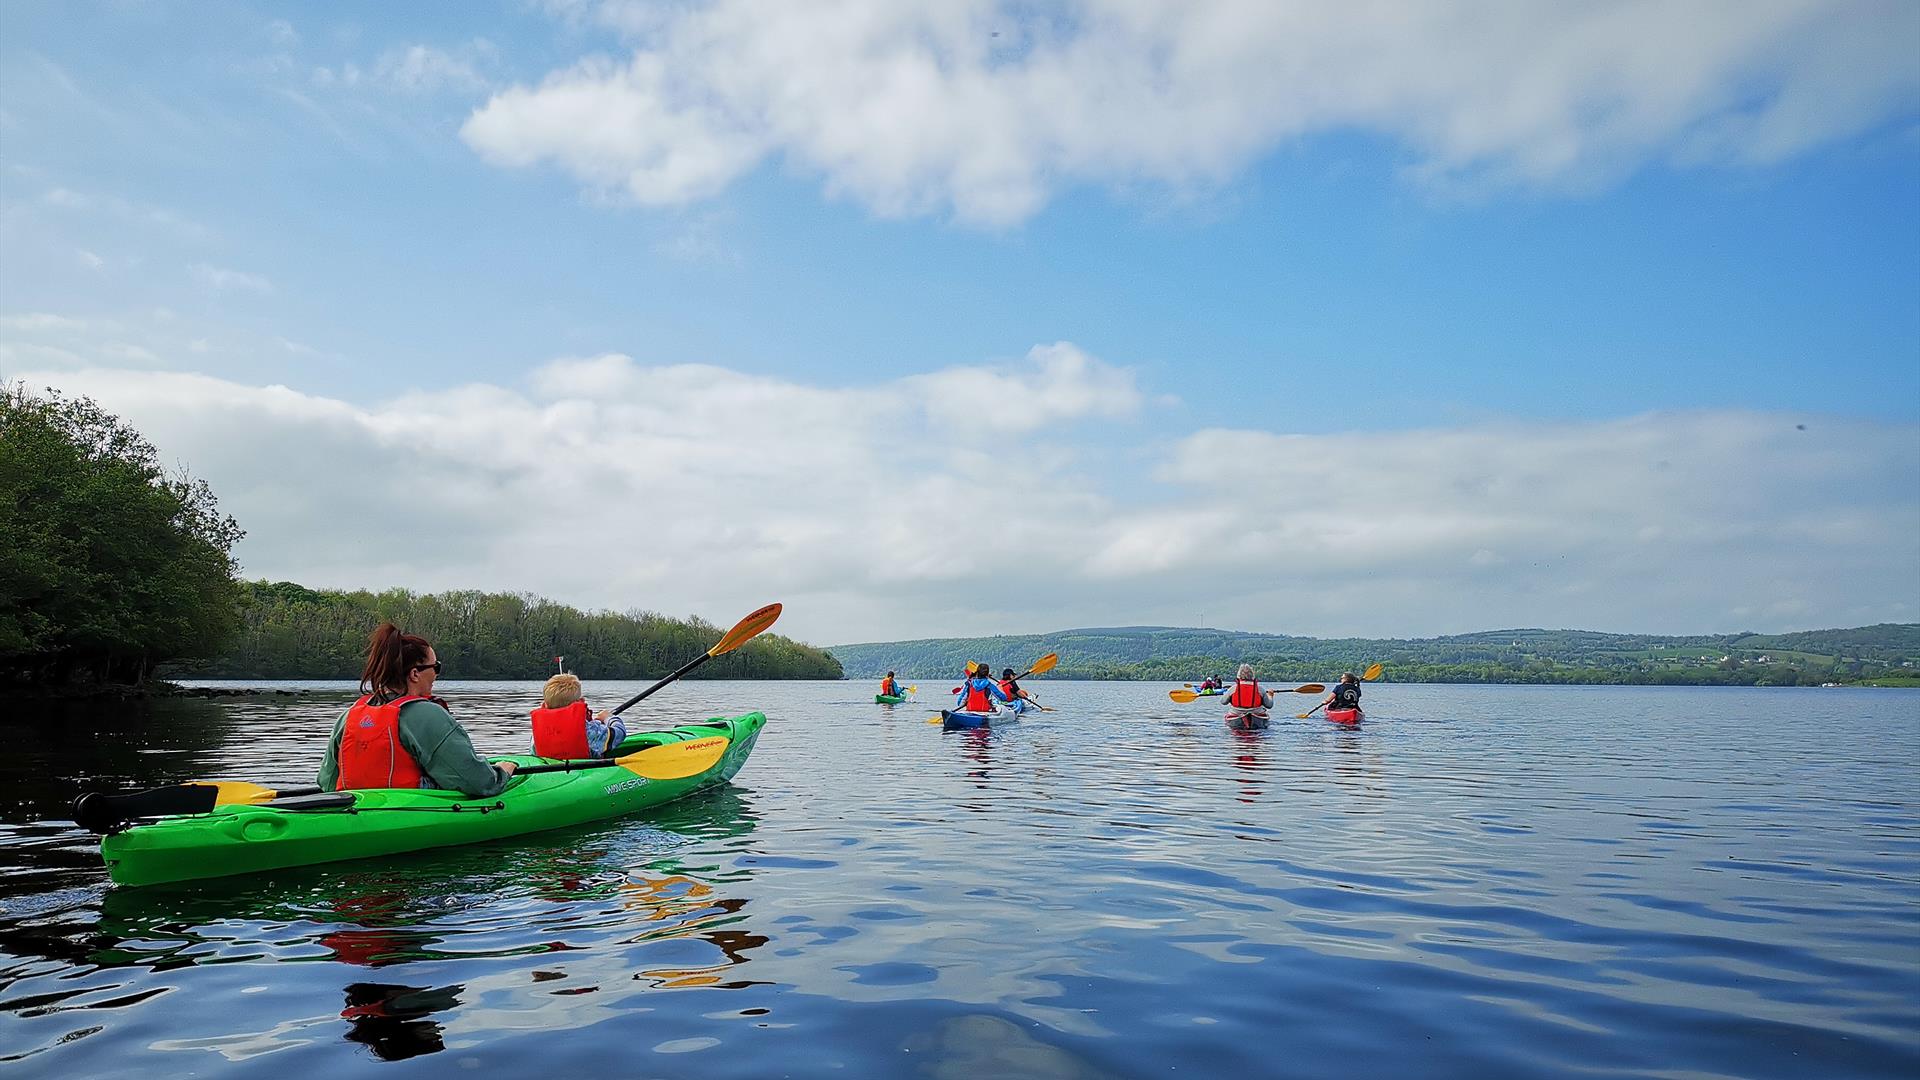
[3,1,1917,643]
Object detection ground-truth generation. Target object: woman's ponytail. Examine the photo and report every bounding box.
[361,622,431,696]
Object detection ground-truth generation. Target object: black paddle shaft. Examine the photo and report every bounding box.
[610,652,713,717]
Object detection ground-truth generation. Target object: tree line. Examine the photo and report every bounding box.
[192,580,842,681]
[0,382,839,688]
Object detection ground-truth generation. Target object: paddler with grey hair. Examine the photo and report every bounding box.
[1224,663,1276,731]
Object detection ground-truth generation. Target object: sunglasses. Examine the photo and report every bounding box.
[412,661,444,675]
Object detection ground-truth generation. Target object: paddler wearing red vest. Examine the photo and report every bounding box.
[954,660,1013,713]
[1225,663,1275,721]
[530,673,626,759]
[316,623,517,796]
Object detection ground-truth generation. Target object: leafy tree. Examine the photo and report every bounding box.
[189,582,843,680]
[1,383,244,685]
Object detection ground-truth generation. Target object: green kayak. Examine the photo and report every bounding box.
[93,712,766,888]
[875,693,906,704]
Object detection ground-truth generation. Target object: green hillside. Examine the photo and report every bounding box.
[827,624,1920,686]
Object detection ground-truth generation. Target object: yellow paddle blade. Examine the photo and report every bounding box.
[615,736,730,780]
[926,716,945,725]
[906,685,918,693]
[192,781,281,806]
[1294,713,1312,719]
[708,603,783,657]
[1293,684,1326,694]
[1169,689,1199,703]
[1026,652,1059,677]
[1363,662,1383,681]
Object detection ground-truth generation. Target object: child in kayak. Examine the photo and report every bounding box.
[998,668,1039,713]
[954,661,1013,714]
[530,674,627,759]
[879,671,903,698]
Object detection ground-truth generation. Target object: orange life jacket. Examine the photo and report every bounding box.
[530,700,594,759]
[962,678,994,712]
[999,679,1019,699]
[880,677,897,696]
[336,694,429,790]
[1228,680,1265,710]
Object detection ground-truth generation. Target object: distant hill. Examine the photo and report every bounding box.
[826,624,1920,686]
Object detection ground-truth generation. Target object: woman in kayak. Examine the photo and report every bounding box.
[1319,673,1362,713]
[1226,663,1274,724]
[317,623,518,796]
[955,661,1013,713]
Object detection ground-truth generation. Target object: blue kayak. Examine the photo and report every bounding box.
[941,709,1007,730]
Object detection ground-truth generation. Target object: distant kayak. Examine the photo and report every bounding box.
[1191,687,1225,697]
[1326,707,1363,725]
[941,709,1008,731]
[1225,712,1269,732]
[875,694,906,704]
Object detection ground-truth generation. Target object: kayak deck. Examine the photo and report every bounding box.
[1325,707,1363,725]
[98,712,766,887]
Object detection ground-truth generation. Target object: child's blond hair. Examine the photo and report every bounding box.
[543,673,583,709]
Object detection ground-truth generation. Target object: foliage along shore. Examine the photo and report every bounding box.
[177,581,842,682]
[829,624,1920,687]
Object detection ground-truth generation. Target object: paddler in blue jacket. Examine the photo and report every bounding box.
[954,661,1013,714]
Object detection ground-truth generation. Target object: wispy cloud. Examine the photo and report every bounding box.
[190,262,274,294]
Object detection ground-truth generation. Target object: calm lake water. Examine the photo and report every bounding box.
[2,680,1917,1078]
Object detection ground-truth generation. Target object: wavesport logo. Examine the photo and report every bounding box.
[605,777,649,795]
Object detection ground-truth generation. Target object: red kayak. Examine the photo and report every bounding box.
[1325,707,1363,725]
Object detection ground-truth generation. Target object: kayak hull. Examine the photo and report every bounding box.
[940,709,1003,730]
[875,694,906,704]
[1225,712,1270,731]
[1325,707,1363,725]
[98,713,767,888]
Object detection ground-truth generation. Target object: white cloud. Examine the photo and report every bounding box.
[0,312,88,333]
[313,41,498,95]
[8,346,1914,643]
[190,262,274,294]
[463,0,1920,225]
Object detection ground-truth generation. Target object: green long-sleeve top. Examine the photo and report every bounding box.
[316,697,513,798]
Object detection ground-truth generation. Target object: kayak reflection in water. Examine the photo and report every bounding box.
[315,623,518,797]
[341,982,464,1062]
[1319,673,1363,713]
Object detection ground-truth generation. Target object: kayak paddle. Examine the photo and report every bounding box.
[1020,653,1059,679]
[512,735,730,779]
[610,602,782,717]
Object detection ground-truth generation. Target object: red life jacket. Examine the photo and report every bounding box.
[999,679,1018,699]
[530,700,594,759]
[880,678,897,696]
[1228,680,1265,710]
[962,678,994,712]
[336,695,428,790]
